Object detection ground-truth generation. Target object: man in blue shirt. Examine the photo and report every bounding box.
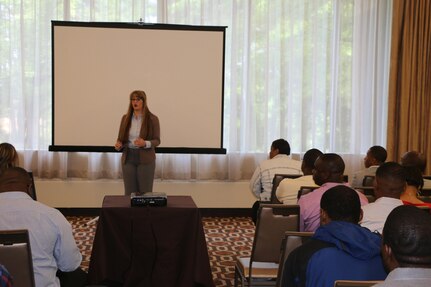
[282,185,387,287]
[0,167,86,287]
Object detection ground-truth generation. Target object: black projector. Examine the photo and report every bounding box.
[131,192,167,207]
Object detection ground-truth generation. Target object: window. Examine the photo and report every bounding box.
[0,0,392,180]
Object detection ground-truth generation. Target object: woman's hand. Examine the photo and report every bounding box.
[114,140,123,151]
[133,137,146,148]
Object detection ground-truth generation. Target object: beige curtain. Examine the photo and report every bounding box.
[387,0,431,174]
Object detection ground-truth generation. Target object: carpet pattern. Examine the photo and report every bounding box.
[68,216,255,287]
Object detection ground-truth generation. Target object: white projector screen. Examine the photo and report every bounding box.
[50,21,226,154]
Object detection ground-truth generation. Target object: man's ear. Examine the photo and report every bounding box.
[359,209,363,223]
[381,243,399,272]
[320,209,330,226]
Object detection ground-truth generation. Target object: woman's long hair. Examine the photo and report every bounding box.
[119,90,154,142]
[0,143,18,175]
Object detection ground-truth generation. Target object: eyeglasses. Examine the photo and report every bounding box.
[130,98,143,102]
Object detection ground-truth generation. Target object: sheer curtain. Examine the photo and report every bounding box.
[0,0,392,181]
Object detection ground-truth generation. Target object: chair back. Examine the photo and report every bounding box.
[416,205,431,213]
[271,174,302,203]
[297,186,319,200]
[252,204,300,264]
[276,231,313,287]
[362,175,375,187]
[0,229,35,287]
[28,171,37,200]
[420,188,431,196]
[333,280,383,286]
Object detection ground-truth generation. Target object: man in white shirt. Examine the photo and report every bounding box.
[374,205,431,287]
[249,139,301,223]
[351,145,387,187]
[0,167,86,287]
[360,162,405,234]
[276,148,322,204]
[249,139,302,202]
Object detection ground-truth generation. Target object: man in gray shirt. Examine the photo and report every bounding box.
[374,205,431,287]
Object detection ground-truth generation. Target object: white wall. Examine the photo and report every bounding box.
[35,179,256,209]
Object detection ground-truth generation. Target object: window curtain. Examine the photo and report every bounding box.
[0,0,392,180]
[387,0,431,174]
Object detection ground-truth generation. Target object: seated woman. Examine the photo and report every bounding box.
[401,166,431,208]
[0,142,19,175]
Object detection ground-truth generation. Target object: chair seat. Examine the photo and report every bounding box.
[236,257,279,278]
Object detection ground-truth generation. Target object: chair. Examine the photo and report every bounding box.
[418,196,431,203]
[416,205,431,213]
[333,280,383,286]
[275,231,314,287]
[270,174,302,204]
[28,171,37,200]
[234,204,300,286]
[356,176,375,201]
[0,229,35,287]
[420,188,431,197]
[362,175,375,187]
[297,186,319,200]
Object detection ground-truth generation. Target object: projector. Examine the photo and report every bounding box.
[131,192,167,207]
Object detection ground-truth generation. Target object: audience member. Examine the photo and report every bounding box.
[298,153,368,232]
[283,185,387,287]
[0,167,87,287]
[0,264,13,287]
[374,205,431,286]
[360,162,405,233]
[351,145,387,187]
[250,139,302,201]
[401,150,431,189]
[249,139,301,223]
[0,143,19,175]
[401,166,431,208]
[276,148,323,204]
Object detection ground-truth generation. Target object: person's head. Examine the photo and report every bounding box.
[381,205,431,272]
[301,148,323,175]
[374,162,407,199]
[320,185,362,225]
[404,165,424,191]
[364,146,387,168]
[127,90,149,115]
[0,143,19,174]
[269,139,291,158]
[0,166,32,194]
[400,151,427,174]
[312,153,345,186]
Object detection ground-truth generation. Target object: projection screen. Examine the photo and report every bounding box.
[50,21,226,154]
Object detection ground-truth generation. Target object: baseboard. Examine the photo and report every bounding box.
[58,207,252,217]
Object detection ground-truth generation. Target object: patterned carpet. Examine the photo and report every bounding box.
[68,216,255,287]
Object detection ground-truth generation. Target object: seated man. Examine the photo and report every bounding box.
[400,150,431,189]
[298,153,368,232]
[249,138,302,202]
[360,162,405,234]
[0,167,86,287]
[282,185,387,287]
[374,205,431,286]
[250,139,301,223]
[276,148,323,204]
[351,145,387,187]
